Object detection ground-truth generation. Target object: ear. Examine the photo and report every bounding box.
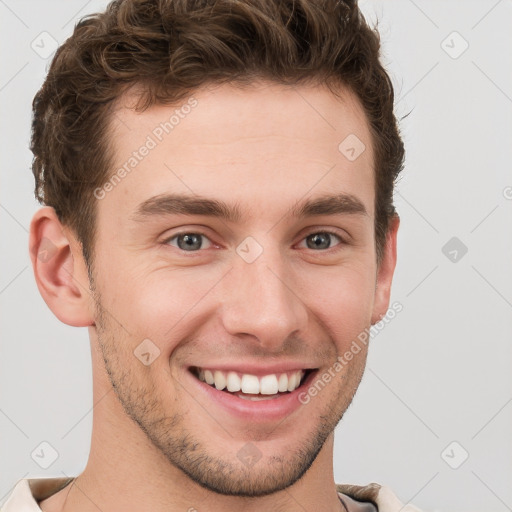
[371,215,399,324]
[29,206,95,327]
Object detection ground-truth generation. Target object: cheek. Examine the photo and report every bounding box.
[298,263,376,347]
[94,257,225,347]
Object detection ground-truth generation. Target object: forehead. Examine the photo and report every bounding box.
[100,81,375,228]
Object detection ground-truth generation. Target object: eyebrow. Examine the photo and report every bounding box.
[130,192,368,223]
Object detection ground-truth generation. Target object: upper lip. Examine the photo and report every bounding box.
[189,362,318,377]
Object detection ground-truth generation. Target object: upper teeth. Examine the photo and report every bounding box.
[197,368,305,394]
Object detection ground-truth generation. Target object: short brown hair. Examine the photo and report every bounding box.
[31,0,404,273]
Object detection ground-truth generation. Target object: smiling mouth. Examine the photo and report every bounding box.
[190,367,315,401]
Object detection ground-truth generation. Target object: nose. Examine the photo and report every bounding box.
[218,245,309,351]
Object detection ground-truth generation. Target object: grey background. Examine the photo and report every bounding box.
[1,1,511,511]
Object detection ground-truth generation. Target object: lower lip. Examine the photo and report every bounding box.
[185,369,318,423]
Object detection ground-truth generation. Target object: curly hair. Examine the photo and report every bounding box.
[31,0,404,271]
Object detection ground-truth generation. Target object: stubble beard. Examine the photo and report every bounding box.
[92,289,365,497]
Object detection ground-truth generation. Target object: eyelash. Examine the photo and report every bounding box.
[162,230,346,254]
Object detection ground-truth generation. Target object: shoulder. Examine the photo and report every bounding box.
[1,479,40,511]
[336,482,425,512]
[1,477,74,512]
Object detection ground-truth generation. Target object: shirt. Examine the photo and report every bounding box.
[1,477,423,511]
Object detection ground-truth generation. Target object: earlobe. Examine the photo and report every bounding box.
[29,207,95,327]
[371,215,400,325]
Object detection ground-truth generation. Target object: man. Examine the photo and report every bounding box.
[2,0,422,510]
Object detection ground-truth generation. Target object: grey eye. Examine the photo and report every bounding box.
[304,232,341,250]
[167,233,212,251]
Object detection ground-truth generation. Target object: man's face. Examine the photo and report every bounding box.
[89,81,394,496]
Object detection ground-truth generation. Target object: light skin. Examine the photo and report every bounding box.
[30,81,399,512]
